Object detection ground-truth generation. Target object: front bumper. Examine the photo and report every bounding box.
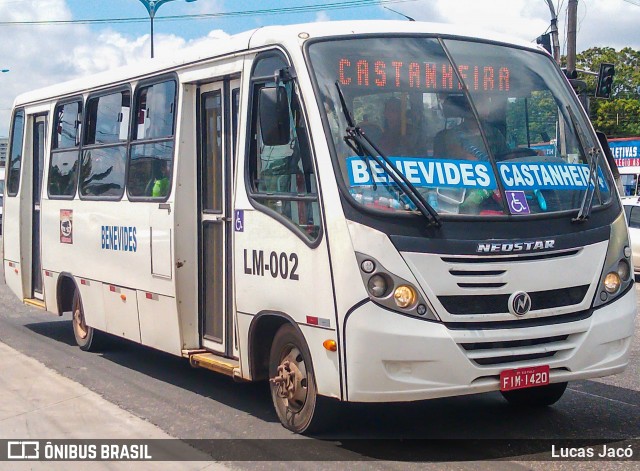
[344,287,637,402]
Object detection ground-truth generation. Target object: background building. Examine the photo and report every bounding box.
[0,138,7,167]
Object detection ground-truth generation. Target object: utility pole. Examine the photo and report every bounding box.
[567,0,578,75]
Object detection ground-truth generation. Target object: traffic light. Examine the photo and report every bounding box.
[595,63,615,99]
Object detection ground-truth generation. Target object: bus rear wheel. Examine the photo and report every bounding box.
[72,290,102,352]
[269,324,332,434]
[501,382,568,407]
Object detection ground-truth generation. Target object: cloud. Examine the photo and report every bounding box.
[0,2,231,135]
[388,0,640,51]
[572,0,640,51]
[194,0,225,15]
[1,0,639,136]
[315,11,331,23]
[0,0,90,134]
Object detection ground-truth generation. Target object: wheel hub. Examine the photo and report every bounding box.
[270,347,308,412]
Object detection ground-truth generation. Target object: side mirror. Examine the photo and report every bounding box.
[596,130,623,197]
[259,86,290,146]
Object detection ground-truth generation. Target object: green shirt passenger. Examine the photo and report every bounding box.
[152,176,169,197]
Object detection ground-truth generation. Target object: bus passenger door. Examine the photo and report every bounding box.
[30,115,46,299]
[198,79,240,356]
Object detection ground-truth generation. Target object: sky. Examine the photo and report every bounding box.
[0,0,639,136]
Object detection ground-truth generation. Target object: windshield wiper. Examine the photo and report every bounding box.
[567,105,601,223]
[334,81,441,227]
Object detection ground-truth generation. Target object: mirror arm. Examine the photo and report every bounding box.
[275,66,297,85]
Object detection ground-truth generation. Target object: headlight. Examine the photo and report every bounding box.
[593,212,634,307]
[394,285,417,308]
[367,274,388,298]
[356,252,439,321]
[603,272,621,293]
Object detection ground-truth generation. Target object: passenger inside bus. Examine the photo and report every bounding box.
[145,160,170,198]
[379,97,404,155]
[356,114,383,144]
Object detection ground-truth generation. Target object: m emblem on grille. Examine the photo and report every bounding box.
[508,291,532,317]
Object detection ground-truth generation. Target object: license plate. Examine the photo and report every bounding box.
[500,365,550,391]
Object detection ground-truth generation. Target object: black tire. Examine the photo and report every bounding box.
[72,289,104,352]
[501,382,568,407]
[269,323,335,434]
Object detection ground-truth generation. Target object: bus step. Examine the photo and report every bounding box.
[23,298,46,309]
[188,352,240,378]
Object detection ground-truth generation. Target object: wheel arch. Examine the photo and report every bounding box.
[248,311,308,381]
[56,272,77,316]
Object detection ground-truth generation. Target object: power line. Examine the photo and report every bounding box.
[0,0,416,26]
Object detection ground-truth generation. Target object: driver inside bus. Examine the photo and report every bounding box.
[434,94,509,160]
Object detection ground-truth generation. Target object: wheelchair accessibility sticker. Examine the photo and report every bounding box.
[506,191,530,215]
[234,210,244,232]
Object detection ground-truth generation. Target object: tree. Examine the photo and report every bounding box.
[591,98,640,137]
[576,47,640,98]
[575,47,640,137]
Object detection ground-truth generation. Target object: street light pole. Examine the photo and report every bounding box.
[543,1,567,158]
[543,0,561,64]
[137,0,198,58]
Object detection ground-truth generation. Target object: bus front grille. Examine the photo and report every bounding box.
[459,334,574,367]
[438,285,590,315]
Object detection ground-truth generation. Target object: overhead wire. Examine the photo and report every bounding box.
[0,0,416,26]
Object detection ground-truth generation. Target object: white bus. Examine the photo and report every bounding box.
[3,20,637,434]
[0,166,5,232]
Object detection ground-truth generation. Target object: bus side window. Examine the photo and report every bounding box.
[49,100,82,198]
[127,79,176,199]
[6,109,25,196]
[247,53,321,241]
[80,90,130,199]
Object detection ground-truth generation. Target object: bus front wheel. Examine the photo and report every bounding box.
[501,382,568,407]
[269,324,331,434]
[72,290,102,352]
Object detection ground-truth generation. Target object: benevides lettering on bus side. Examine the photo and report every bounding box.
[476,240,555,253]
[101,225,138,252]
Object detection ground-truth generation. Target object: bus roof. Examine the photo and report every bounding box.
[13,20,542,107]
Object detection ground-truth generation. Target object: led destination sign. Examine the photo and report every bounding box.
[338,58,511,92]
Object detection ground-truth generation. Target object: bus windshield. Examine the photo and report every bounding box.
[309,36,613,217]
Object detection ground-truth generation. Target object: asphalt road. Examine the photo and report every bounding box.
[0,249,638,468]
